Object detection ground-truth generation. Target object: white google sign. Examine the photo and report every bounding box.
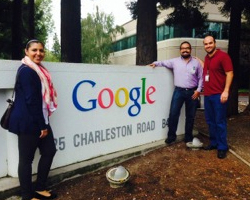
[0,61,185,178]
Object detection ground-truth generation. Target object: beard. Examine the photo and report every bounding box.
[181,54,191,59]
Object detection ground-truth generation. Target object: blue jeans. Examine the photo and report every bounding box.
[204,94,228,150]
[168,87,199,142]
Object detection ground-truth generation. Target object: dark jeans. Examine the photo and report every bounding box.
[204,94,228,150]
[168,87,199,142]
[18,125,57,200]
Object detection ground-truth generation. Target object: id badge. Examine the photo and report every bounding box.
[205,74,209,82]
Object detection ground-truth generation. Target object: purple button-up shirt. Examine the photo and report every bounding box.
[153,56,203,92]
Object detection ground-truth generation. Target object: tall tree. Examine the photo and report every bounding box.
[12,0,23,59]
[51,33,61,61]
[28,0,35,39]
[227,0,243,115]
[135,0,158,65]
[81,7,124,64]
[33,0,54,42]
[0,0,12,59]
[61,0,82,63]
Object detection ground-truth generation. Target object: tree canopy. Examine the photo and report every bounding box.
[127,0,208,30]
[81,6,124,64]
[0,0,54,59]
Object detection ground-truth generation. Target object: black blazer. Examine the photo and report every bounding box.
[9,64,47,135]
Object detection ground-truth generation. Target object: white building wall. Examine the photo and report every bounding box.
[110,38,229,65]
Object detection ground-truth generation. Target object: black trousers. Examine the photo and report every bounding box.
[18,125,57,200]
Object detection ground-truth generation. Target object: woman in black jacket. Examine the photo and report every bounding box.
[9,39,58,200]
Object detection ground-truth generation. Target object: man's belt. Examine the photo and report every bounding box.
[175,86,197,91]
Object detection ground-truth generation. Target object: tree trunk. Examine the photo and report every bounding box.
[12,0,23,59]
[136,0,157,65]
[28,0,35,39]
[227,0,243,116]
[61,0,82,63]
[245,63,250,114]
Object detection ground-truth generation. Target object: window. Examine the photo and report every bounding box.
[157,25,173,41]
[194,22,229,39]
[112,22,230,52]
[127,35,136,48]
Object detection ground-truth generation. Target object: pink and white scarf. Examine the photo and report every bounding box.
[22,56,58,116]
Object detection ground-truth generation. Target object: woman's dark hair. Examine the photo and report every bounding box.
[25,39,45,50]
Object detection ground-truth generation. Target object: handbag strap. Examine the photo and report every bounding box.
[11,66,26,100]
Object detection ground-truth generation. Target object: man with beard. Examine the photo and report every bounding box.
[149,41,203,145]
[202,35,233,159]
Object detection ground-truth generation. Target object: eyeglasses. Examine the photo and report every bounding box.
[180,47,191,50]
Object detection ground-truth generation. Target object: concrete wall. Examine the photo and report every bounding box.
[0,60,186,178]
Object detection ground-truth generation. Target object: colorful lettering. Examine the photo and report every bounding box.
[72,78,156,117]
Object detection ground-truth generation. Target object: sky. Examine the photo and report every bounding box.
[50,0,132,43]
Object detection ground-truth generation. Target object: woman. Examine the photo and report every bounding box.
[9,39,58,200]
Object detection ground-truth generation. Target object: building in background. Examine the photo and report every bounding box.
[109,3,230,65]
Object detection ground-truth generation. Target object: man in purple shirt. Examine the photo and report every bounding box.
[149,41,203,145]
